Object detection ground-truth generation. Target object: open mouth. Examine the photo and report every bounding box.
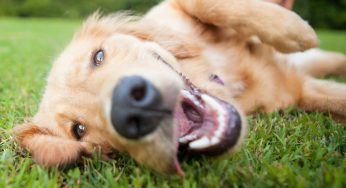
[152,54,242,156]
[175,88,242,154]
[172,87,242,176]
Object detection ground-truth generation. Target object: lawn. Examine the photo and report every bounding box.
[0,18,345,188]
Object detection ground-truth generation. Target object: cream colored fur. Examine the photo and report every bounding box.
[12,0,346,174]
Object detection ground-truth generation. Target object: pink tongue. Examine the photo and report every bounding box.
[174,158,185,177]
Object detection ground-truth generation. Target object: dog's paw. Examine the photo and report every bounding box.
[275,19,318,53]
[263,8,319,53]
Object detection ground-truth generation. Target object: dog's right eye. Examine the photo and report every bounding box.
[93,49,104,66]
[72,123,86,140]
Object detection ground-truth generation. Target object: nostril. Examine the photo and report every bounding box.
[131,84,146,102]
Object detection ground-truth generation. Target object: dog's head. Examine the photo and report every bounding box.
[12,14,246,175]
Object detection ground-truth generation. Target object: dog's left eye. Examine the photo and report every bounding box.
[93,49,104,66]
[72,123,86,140]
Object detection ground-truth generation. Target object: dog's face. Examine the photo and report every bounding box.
[12,15,246,175]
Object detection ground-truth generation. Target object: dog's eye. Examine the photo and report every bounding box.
[72,123,86,140]
[93,49,104,66]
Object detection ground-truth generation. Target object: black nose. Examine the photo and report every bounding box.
[111,76,164,139]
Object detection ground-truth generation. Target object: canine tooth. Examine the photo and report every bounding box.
[189,136,211,149]
[179,134,197,144]
[210,137,220,145]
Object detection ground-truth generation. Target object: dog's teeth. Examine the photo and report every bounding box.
[179,134,197,144]
[189,136,211,149]
[181,90,192,97]
[201,94,224,114]
[201,94,228,139]
[192,98,202,108]
[210,137,220,145]
[181,90,203,108]
[215,112,226,138]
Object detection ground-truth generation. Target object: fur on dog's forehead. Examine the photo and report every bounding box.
[73,12,202,58]
[75,13,139,39]
[47,13,193,87]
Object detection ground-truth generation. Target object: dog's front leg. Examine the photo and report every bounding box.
[174,0,318,53]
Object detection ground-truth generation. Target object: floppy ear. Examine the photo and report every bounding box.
[11,122,90,167]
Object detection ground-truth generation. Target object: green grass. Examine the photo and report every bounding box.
[0,18,345,188]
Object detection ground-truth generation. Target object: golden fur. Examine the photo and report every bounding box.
[12,0,346,174]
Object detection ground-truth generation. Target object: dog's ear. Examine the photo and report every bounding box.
[11,122,90,167]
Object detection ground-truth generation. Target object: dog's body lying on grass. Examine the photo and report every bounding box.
[12,0,346,175]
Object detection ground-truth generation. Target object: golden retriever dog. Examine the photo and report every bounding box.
[12,0,346,175]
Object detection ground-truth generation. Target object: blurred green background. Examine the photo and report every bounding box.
[0,0,345,29]
[0,1,345,187]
